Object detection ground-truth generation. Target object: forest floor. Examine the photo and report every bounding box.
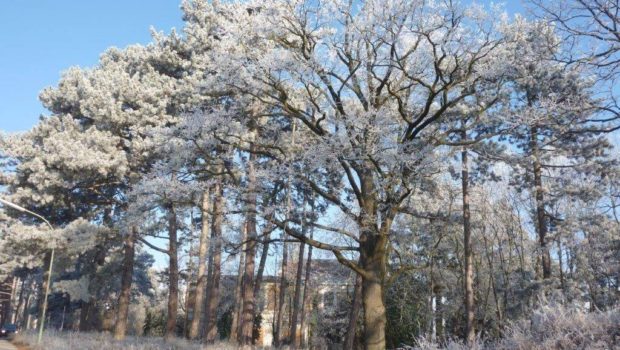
[13,331,242,350]
[11,342,28,350]
[9,304,620,350]
[0,340,17,350]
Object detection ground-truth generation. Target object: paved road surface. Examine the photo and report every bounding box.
[0,340,16,350]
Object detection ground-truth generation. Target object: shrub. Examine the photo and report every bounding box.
[406,304,620,350]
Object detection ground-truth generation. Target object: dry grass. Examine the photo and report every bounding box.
[11,339,31,350]
[14,331,241,350]
[494,304,620,350]
[15,304,620,350]
[408,304,620,350]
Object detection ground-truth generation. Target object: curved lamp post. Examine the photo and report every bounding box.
[0,197,54,345]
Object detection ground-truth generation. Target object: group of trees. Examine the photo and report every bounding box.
[0,1,619,349]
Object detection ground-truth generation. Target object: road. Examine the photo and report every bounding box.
[0,340,16,350]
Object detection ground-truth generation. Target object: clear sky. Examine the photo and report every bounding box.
[0,1,526,134]
[0,1,185,133]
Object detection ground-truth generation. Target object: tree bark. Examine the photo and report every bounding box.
[240,154,258,346]
[253,223,272,299]
[462,141,475,345]
[274,234,289,347]
[530,126,552,279]
[13,277,26,325]
[299,238,313,348]
[165,205,179,340]
[6,277,18,326]
[274,120,296,346]
[20,282,33,329]
[356,165,389,350]
[360,233,388,350]
[205,180,223,343]
[344,273,362,350]
[189,190,211,340]
[113,227,136,340]
[361,273,386,350]
[183,231,195,339]
[230,223,247,342]
[289,240,305,347]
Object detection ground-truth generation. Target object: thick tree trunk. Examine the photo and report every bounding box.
[289,241,305,346]
[360,233,388,350]
[361,274,386,350]
[205,181,223,343]
[344,273,362,350]
[356,166,389,350]
[113,227,136,340]
[189,190,211,340]
[462,143,475,345]
[165,205,179,340]
[530,126,552,279]
[240,154,258,346]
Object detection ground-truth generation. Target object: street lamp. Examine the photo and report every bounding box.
[0,197,54,345]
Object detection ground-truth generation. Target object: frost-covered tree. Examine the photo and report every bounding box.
[502,17,614,280]
[26,42,183,339]
[178,1,511,348]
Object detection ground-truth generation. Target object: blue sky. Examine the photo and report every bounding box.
[0,1,525,134]
[0,1,185,133]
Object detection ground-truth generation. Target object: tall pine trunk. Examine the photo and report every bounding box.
[530,126,551,279]
[165,204,179,340]
[13,278,26,325]
[299,199,315,348]
[205,180,223,343]
[299,244,313,348]
[113,227,136,340]
[253,222,273,299]
[230,224,247,342]
[240,153,258,346]
[189,190,210,339]
[6,277,18,326]
[275,121,295,346]
[274,236,289,346]
[21,282,33,330]
[289,240,305,346]
[461,134,475,344]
